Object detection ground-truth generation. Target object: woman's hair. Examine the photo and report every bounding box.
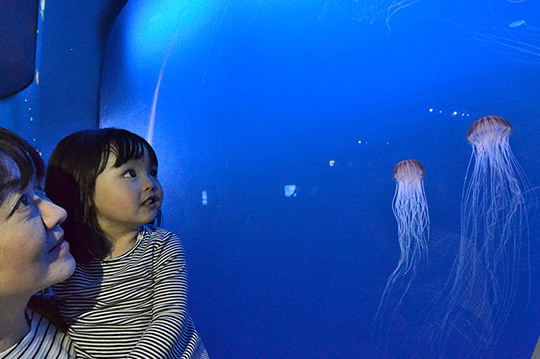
[45,128,158,263]
[0,127,66,331]
[0,127,44,202]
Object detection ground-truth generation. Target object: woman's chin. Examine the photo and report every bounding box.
[47,253,76,287]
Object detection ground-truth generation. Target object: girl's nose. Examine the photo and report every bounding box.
[39,198,67,229]
[143,174,158,191]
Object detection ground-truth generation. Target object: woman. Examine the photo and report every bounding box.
[532,336,540,359]
[0,127,76,358]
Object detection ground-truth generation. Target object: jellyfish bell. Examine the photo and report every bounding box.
[466,115,513,145]
[393,159,425,183]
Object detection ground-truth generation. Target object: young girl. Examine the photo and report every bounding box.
[45,128,208,359]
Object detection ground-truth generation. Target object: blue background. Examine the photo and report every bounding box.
[2,0,540,357]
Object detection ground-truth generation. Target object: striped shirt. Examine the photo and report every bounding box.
[0,311,75,359]
[53,225,209,359]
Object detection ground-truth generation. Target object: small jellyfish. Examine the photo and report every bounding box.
[508,19,526,28]
[390,160,430,278]
[425,116,530,357]
[374,160,429,344]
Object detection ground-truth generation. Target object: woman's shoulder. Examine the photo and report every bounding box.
[1,311,76,359]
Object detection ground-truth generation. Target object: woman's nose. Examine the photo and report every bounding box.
[39,198,67,229]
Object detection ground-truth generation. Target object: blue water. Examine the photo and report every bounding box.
[4,0,540,357]
[99,1,540,357]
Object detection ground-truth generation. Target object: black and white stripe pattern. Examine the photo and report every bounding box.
[0,311,75,359]
[53,225,208,359]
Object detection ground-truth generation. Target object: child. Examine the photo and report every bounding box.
[45,128,208,359]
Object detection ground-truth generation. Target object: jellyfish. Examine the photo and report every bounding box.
[508,20,527,28]
[329,0,422,26]
[456,11,540,67]
[424,116,530,358]
[373,160,429,345]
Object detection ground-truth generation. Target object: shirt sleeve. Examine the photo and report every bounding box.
[126,230,206,359]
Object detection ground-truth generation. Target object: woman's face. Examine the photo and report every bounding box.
[0,158,75,298]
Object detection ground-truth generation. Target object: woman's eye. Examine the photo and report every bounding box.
[19,194,32,206]
[123,170,137,178]
[12,194,33,213]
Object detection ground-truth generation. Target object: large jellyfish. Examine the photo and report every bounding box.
[424,116,530,358]
[374,159,429,346]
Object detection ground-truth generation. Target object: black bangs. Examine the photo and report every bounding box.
[98,128,158,171]
[110,138,145,167]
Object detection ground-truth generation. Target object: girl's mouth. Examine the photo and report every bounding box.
[142,196,158,206]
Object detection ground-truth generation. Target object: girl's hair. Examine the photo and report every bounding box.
[45,128,158,263]
[0,127,66,331]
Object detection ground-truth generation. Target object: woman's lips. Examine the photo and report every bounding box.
[48,238,68,254]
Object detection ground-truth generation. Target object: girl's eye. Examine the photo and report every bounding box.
[123,170,137,178]
[150,169,158,177]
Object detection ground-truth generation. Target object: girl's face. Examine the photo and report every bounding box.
[93,149,163,237]
[0,159,75,298]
